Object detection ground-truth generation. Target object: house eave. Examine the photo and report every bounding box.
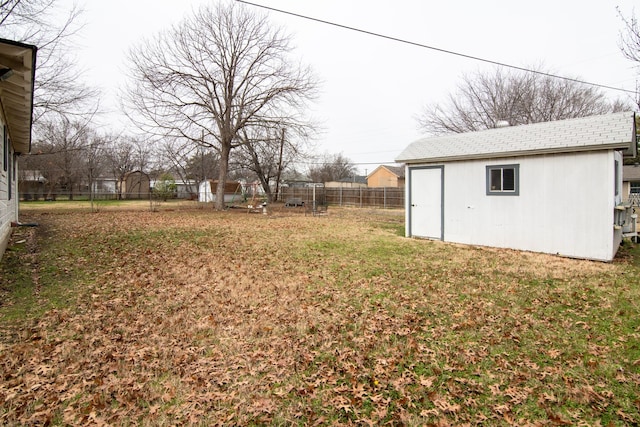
[0,38,37,155]
[398,143,631,164]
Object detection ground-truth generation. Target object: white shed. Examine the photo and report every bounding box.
[198,180,242,203]
[396,112,638,262]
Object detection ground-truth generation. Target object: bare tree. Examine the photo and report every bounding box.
[187,147,219,184]
[0,0,99,126]
[619,8,640,64]
[618,7,640,109]
[234,126,308,202]
[158,138,207,197]
[104,136,142,200]
[131,137,153,174]
[22,118,89,199]
[1,0,60,28]
[125,2,317,210]
[83,131,107,210]
[308,153,357,184]
[417,67,628,135]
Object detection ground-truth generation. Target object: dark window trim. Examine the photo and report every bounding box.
[615,160,620,196]
[486,164,519,196]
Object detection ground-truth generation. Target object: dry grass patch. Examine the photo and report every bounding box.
[1,206,639,425]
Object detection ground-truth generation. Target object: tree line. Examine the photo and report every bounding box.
[2,1,363,206]
[2,1,639,208]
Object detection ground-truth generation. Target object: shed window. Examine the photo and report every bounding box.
[486,164,519,195]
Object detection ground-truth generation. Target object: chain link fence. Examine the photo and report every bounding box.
[21,191,123,201]
[20,186,407,209]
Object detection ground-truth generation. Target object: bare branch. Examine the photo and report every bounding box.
[124,2,317,209]
[0,0,101,127]
[417,66,627,135]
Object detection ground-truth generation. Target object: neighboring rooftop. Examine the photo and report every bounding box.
[367,165,405,178]
[623,164,640,181]
[396,112,637,164]
[382,165,405,178]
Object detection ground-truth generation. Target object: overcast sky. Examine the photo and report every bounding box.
[71,0,639,174]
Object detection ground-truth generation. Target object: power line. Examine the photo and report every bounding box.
[237,0,637,95]
[291,160,400,167]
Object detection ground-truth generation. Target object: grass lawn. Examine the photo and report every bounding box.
[1,203,639,425]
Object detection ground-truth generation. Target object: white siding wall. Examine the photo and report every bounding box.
[0,122,18,257]
[410,150,620,261]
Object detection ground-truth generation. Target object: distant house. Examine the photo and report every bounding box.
[176,179,198,199]
[18,169,46,200]
[0,39,37,258]
[396,112,637,262]
[325,175,367,188]
[92,176,117,197]
[282,172,312,188]
[367,165,405,188]
[149,179,198,199]
[120,171,150,199]
[623,164,640,202]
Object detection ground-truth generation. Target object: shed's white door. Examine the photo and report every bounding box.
[409,167,443,239]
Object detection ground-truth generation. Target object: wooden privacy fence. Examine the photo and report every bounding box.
[278,186,404,209]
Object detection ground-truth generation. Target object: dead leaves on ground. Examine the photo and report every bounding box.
[1,208,639,425]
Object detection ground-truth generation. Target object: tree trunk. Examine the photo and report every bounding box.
[273,128,285,202]
[214,141,231,210]
[258,173,272,203]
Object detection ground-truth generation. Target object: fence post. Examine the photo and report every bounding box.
[383,187,386,209]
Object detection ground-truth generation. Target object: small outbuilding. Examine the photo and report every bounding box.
[120,171,150,199]
[198,180,242,203]
[396,112,638,262]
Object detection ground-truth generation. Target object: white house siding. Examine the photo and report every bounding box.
[0,123,18,256]
[407,150,621,261]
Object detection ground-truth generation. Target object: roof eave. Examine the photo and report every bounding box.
[0,38,37,155]
[397,143,632,164]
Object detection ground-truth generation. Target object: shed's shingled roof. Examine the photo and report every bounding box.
[396,112,636,164]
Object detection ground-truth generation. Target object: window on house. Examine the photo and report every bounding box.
[2,125,6,172]
[7,145,11,200]
[486,164,519,195]
[631,182,640,194]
